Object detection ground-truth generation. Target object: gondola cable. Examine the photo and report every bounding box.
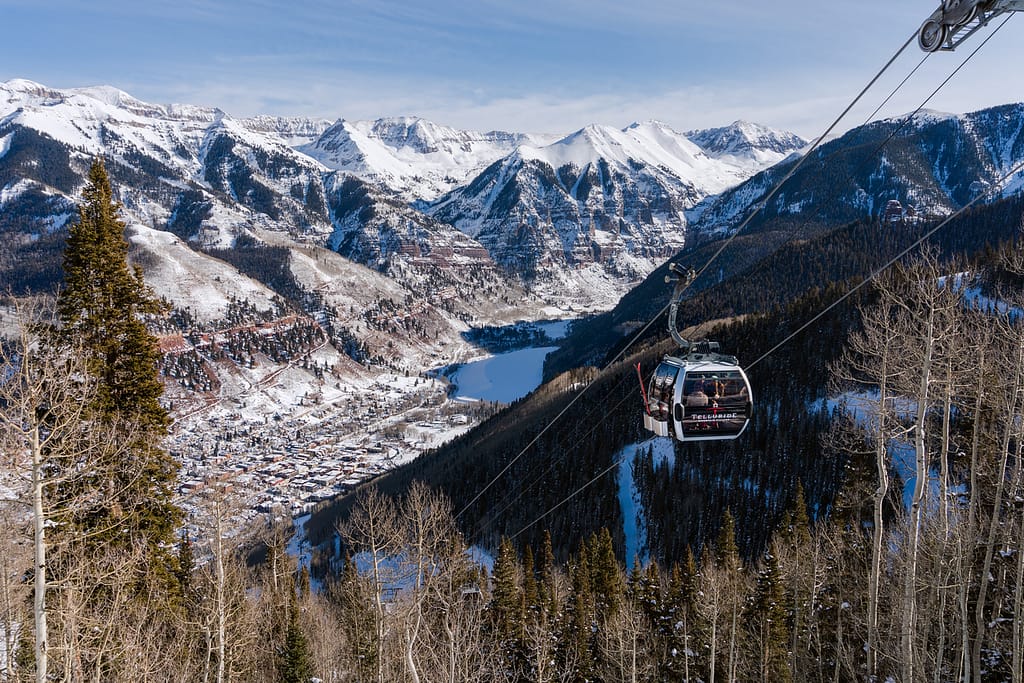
[453,29,920,524]
[640,17,1008,443]
[471,371,636,539]
[746,155,1024,373]
[505,19,1020,543]
[672,31,919,304]
[509,117,1024,546]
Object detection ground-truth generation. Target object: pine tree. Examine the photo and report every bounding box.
[563,542,596,682]
[55,158,181,584]
[279,597,314,683]
[523,544,539,614]
[537,530,558,616]
[715,509,741,572]
[664,552,705,682]
[335,554,378,681]
[747,550,792,683]
[489,536,525,671]
[590,528,623,618]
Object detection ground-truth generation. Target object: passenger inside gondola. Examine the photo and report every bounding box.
[649,365,677,421]
[719,378,747,405]
[685,380,708,406]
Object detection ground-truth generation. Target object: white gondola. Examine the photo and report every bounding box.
[640,264,753,443]
[918,0,1024,52]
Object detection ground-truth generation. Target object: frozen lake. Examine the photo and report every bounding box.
[446,346,558,404]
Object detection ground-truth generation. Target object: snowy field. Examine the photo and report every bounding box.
[616,437,677,569]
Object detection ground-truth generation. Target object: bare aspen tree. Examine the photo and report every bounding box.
[832,289,904,679]
[0,300,115,683]
[188,485,277,683]
[596,598,656,683]
[971,308,1024,683]
[0,509,29,682]
[339,486,401,683]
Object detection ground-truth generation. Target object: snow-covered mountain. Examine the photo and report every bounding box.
[0,78,810,313]
[690,104,1024,238]
[686,120,808,171]
[300,116,555,201]
[423,120,802,301]
[0,78,535,368]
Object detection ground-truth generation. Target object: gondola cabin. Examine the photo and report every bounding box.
[642,354,752,442]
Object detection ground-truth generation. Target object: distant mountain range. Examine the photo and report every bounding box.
[4,77,1024,382]
[0,78,807,312]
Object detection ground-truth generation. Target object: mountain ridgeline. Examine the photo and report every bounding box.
[0,79,803,313]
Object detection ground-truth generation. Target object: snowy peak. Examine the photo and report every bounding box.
[2,78,64,104]
[240,115,334,146]
[686,120,807,166]
[516,120,749,196]
[301,116,548,200]
[358,116,470,154]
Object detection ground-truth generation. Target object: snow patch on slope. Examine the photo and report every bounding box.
[127,224,279,321]
[617,437,676,569]
[302,116,555,200]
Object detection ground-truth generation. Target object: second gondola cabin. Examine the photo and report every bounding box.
[643,348,752,442]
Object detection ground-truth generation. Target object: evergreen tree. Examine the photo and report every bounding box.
[334,554,378,680]
[523,544,539,613]
[537,530,558,616]
[279,598,314,683]
[747,551,792,683]
[54,158,181,584]
[489,536,525,671]
[589,528,624,618]
[715,510,741,572]
[664,551,705,682]
[563,543,596,682]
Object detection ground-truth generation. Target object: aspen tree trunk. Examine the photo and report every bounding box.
[868,355,891,680]
[1013,510,1024,683]
[682,612,691,683]
[833,598,842,683]
[902,307,935,683]
[1007,398,1024,683]
[933,361,956,682]
[728,600,739,683]
[709,618,717,683]
[31,424,48,683]
[213,499,226,683]
[960,345,986,683]
[939,361,954,535]
[342,492,397,683]
[371,548,386,683]
[443,611,456,683]
[0,517,18,683]
[201,623,213,683]
[972,339,1024,683]
[630,623,638,683]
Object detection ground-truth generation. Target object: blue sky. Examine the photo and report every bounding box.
[2,1,1022,138]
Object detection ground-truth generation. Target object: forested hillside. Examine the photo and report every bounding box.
[310,193,1023,565]
[286,222,1024,683]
